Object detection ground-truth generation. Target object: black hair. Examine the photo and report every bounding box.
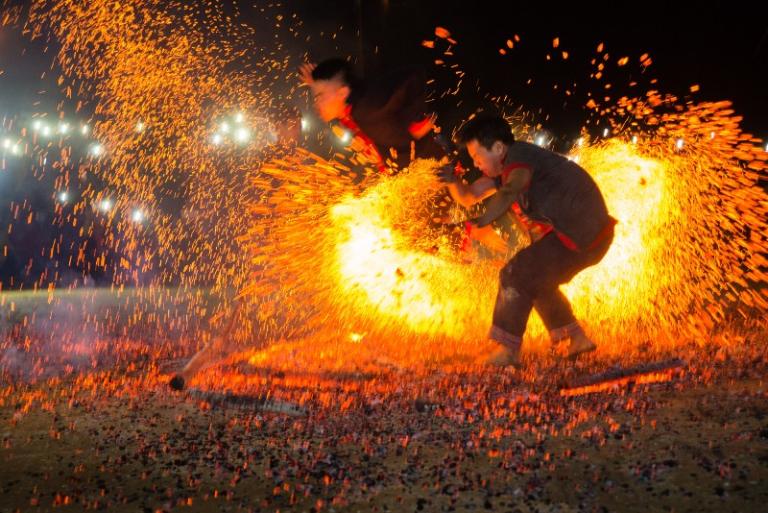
[311,58,360,90]
[455,114,515,149]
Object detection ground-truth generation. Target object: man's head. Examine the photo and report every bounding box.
[455,115,515,177]
[308,58,358,122]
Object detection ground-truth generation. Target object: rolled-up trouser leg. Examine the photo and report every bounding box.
[547,321,586,344]
[489,284,532,357]
[538,229,614,344]
[532,288,584,343]
[533,288,576,334]
[489,247,539,357]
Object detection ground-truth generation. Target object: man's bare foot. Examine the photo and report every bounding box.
[567,332,597,361]
[485,346,521,368]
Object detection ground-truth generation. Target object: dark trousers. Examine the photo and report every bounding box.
[491,229,613,344]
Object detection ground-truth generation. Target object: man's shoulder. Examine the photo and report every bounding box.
[507,141,569,168]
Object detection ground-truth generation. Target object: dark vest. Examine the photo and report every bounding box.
[503,141,612,251]
[342,69,444,171]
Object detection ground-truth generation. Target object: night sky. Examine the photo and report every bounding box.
[293,1,768,138]
[1,1,766,139]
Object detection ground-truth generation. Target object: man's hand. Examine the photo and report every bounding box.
[436,164,459,184]
[408,113,437,139]
[467,221,509,255]
[299,62,316,87]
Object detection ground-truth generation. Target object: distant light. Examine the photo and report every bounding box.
[98,199,113,212]
[131,209,145,223]
[135,121,145,133]
[765,142,768,152]
[41,125,51,137]
[602,128,610,138]
[212,133,223,145]
[676,138,684,150]
[11,145,20,156]
[57,191,69,203]
[300,117,310,132]
[535,136,545,147]
[220,122,230,134]
[90,144,104,156]
[32,120,42,131]
[568,155,580,164]
[81,124,89,135]
[710,131,716,140]
[234,112,244,123]
[58,122,70,134]
[339,130,352,144]
[576,137,584,147]
[631,135,638,144]
[2,138,10,149]
[234,127,250,143]
[349,332,364,343]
